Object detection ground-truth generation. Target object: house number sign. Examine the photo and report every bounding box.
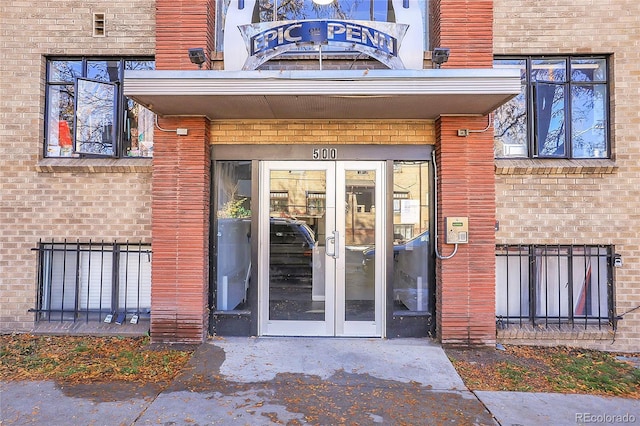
[312,148,337,160]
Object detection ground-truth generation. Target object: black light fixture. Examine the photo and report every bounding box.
[431,47,450,68]
[188,48,207,68]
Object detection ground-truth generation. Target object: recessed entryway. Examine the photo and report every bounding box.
[259,161,385,337]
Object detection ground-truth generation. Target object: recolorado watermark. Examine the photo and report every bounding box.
[576,413,637,424]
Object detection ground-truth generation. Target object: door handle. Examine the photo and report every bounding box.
[325,230,339,259]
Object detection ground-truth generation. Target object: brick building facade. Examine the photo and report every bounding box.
[1,0,638,352]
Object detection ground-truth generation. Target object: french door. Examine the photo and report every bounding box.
[259,161,385,337]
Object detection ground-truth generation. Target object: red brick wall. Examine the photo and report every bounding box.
[435,117,496,345]
[152,0,214,343]
[432,1,496,345]
[151,117,210,344]
[430,0,493,68]
[156,0,215,70]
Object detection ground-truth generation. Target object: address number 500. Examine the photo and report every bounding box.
[312,148,337,160]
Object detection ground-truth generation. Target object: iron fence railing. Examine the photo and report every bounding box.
[30,240,151,323]
[496,244,615,330]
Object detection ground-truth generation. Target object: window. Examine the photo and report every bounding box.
[391,161,431,313]
[45,58,155,158]
[347,186,374,213]
[215,161,252,311]
[494,56,609,159]
[496,245,614,329]
[270,191,289,214]
[216,0,428,52]
[393,224,414,241]
[393,191,409,213]
[306,191,326,216]
[255,0,411,22]
[34,241,151,323]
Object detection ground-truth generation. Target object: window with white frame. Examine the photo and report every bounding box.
[494,56,609,159]
[34,241,151,323]
[495,245,614,329]
[45,58,155,158]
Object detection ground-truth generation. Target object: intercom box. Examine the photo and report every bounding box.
[445,217,469,244]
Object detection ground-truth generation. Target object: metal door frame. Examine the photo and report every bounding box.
[258,160,385,337]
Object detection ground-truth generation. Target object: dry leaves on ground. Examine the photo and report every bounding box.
[0,334,194,384]
[445,344,640,399]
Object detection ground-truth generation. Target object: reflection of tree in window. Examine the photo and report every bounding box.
[535,82,565,157]
[493,56,608,159]
[46,58,155,158]
[571,85,606,158]
[493,59,527,157]
[124,61,155,157]
[87,60,120,82]
[494,91,527,156]
[532,60,566,157]
[75,79,116,156]
[256,0,390,22]
[50,60,82,82]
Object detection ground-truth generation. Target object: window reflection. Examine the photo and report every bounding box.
[45,58,155,158]
[74,78,117,156]
[49,60,82,82]
[216,0,428,52]
[257,0,397,22]
[125,61,155,157]
[215,161,253,311]
[494,56,609,159]
[534,82,566,157]
[46,85,75,157]
[571,84,606,158]
[392,161,430,312]
[493,59,528,157]
[87,60,121,82]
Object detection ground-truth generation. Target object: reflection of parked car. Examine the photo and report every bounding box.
[270,218,316,283]
[362,230,429,270]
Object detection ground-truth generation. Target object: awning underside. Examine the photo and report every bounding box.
[124,69,521,120]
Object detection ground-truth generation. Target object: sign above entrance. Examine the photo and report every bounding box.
[239,20,408,70]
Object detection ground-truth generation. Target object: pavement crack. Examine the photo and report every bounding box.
[471,390,502,426]
[130,386,166,425]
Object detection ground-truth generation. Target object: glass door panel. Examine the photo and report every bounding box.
[392,161,431,313]
[336,162,384,337]
[268,169,326,321]
[260,162,335,336]
[260,161,383,337]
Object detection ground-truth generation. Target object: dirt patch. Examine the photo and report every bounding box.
[445,344,640,398]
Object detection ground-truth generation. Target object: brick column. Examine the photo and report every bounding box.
[432,1,496,345]
[435,118,496,346]
[156,0,215,71]
[151,0,214,343]
[151,118,210,344]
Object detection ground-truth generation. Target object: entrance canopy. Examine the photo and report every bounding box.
[123,69,521,120]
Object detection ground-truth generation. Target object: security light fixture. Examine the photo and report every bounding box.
[432,47,450,68]
[188,48,207,68]
[312,0,334,5]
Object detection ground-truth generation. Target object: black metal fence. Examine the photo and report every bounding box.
[31,240,152,323]
[496,244,615,329]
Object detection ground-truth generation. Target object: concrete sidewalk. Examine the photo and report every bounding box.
[1,337,637,425]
